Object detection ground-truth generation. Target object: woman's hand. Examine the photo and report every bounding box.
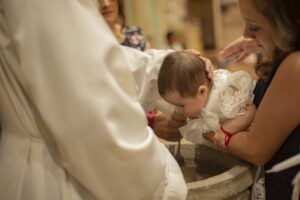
[153,110,187,141]
[219,37,267,64]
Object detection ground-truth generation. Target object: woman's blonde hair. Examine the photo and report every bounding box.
[252,0,300,78]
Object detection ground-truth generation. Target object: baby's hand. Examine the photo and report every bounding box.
[222,104,257,134]
[203,131,226,151]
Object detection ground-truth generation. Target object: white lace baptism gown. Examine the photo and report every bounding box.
[179,69,256,146]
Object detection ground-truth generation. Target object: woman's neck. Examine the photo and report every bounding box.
[110,23,125,43]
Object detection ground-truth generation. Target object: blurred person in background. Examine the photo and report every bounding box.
[166,31,186,51]
[99,0,151,51]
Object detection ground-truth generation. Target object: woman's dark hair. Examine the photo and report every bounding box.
[251,0,300,79]
[117,0,126,27]
[158,51,210,97]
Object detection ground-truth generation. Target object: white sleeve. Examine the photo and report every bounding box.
[121,46,173,112]
[179,110,219,148]
[219,71,256,118]
[179,120,216,148]
[3,0,186,199]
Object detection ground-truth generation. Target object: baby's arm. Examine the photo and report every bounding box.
[203,104,256,150]
[221,103,256,134]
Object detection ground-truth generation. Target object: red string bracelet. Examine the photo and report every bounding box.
[220,125,233,151]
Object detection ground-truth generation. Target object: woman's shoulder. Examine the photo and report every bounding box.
[272,51,300,90]
[284,51,300,61]
[280,51,300,74]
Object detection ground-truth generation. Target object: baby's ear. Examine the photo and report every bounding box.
[197,85,209,95]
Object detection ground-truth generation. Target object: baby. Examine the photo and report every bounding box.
[158,51,256,146]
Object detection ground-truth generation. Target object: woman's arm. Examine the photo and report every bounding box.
[206,52,300,165]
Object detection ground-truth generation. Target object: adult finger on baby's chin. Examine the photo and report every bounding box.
[166,133,182,141]
[172,112,185,120]
[172,110,187,122]
[203,132,215,142]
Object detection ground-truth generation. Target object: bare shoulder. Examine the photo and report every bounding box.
[268,51,300,110]
[271,52,300,114]
[274,52,300,87]
[280,51,300,74]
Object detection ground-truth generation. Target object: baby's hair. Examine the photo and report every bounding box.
[158,51,210,97]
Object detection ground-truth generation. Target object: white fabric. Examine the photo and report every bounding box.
[121,47,174,113]
[266,154,300,200]
[179,69,255,144]
[0,0,187,200]
[124,46,176,118]
[292,171,300,200]
[155,99,177,119]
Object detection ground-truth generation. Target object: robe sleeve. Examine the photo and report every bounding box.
[2,0,187,199]
[122,46,174,113]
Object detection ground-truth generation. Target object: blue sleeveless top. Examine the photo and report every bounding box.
[253,61,300,200]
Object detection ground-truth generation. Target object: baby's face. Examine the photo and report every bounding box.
[163,90,207,118]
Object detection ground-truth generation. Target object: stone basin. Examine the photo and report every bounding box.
[164,140,254,200]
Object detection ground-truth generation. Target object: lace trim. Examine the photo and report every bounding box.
[219,72,255,119]
[251,166,266,200]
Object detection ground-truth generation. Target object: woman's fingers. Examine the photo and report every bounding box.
[172,110,186,122]
[168,119,186,129]
[219,37,244,58]
[200,56,214,79]
[243,40,261,54]
[235,52,250,63]
[219,46,242,59]
[219,37,261,64]
[183,49,215,79]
